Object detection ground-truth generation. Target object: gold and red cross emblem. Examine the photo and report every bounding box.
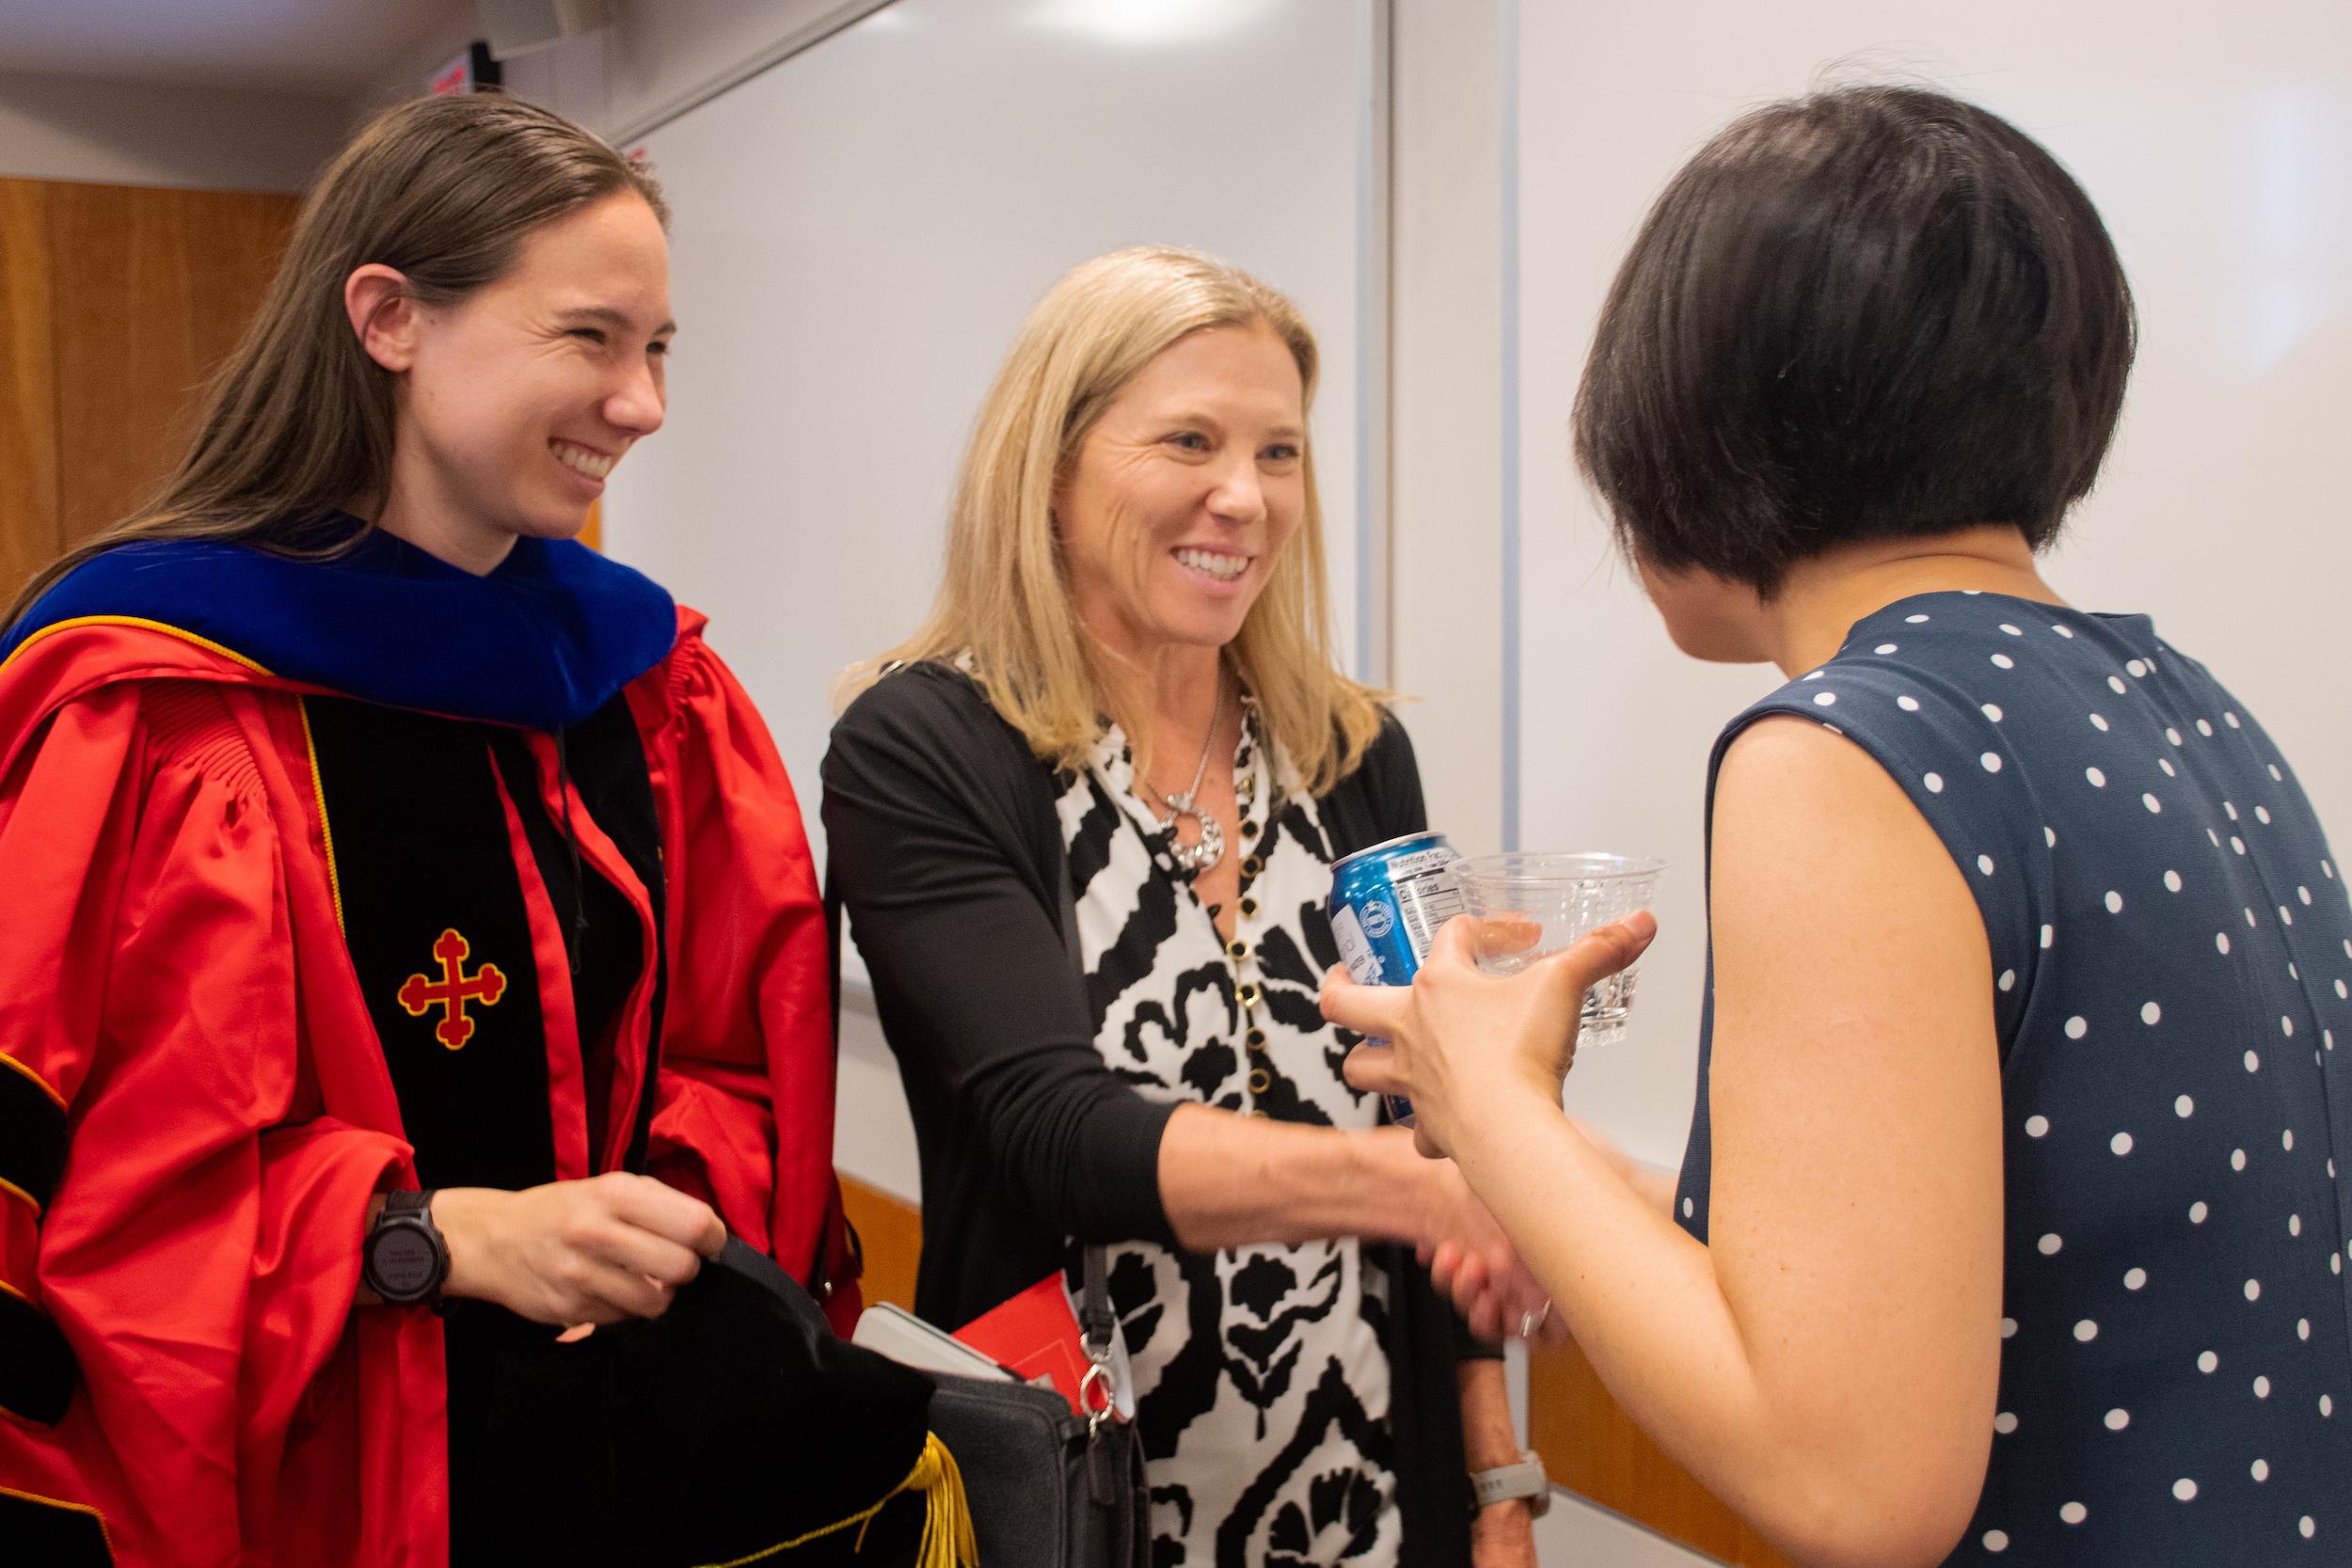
[397,927,508,1051]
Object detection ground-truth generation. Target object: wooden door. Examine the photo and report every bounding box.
[0,180,60,598]
[1532,1341,1795,1565]
[45,182,300,548]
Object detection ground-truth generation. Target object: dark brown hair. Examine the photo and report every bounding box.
[1572,86,2137,594]
[6,91,666,626]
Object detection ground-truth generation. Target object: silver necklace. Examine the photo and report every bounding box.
[1154,684,1227,876]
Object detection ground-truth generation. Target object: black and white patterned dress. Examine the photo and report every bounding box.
[1058,699,1400,1567]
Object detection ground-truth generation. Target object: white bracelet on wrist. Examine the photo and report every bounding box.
[1469,1449,1551,1517]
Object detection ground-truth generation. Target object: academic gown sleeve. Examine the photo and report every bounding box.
[632,632,850,1317]
[0,681,408,1568]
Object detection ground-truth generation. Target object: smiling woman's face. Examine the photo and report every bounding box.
[389,190,675,555]
[1055,324,1307,664]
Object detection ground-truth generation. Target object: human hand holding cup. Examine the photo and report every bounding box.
[1322,894,1660,1161]
[1453,852,1663,1061]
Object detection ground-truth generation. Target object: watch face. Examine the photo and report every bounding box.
[370,1223,440,1300]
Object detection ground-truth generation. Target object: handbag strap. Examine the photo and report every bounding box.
[1051,836,1119,1394]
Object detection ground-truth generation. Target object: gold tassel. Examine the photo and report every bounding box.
[695,1431,977,1568]
[901,1432,979,1568]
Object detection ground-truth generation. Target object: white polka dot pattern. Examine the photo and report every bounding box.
[1674,591,2352,1557]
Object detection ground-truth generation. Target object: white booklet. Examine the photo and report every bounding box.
[850,1302,1018,1383]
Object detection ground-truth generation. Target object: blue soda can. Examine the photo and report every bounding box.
[1327,832,1464,1126]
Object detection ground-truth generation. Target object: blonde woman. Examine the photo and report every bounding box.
[822,247,1545,1567]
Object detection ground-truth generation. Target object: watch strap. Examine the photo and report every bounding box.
[1470,1450,1551,1517]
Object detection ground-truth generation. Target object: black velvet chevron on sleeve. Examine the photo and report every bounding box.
[0,1059,64,1212]
[0,1488,113,1565]
[0,1061,78,1427]
[0,1280,79,1427]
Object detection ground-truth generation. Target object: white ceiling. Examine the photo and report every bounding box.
[0,0,475,98]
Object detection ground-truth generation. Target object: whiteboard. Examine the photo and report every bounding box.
[601,0,1385,885]
[1510,3,2352,1166]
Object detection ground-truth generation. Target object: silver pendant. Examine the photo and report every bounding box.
[1165,796,1226,875]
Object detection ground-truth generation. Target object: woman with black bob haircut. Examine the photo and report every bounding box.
[1327,86,2350,1564]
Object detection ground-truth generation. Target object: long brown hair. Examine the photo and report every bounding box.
[837,245,1386,796]
[5,92,666,628]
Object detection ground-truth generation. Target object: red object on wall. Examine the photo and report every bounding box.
[432,41,503,96]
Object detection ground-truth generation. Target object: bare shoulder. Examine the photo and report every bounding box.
[1710,713,1960,912]
[1707,707,1995,1126]
[1712,710,1912,823]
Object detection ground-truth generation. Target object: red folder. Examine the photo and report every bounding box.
[954,1274,1093,1417]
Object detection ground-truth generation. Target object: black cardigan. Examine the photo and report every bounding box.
[821,662,1476,1564]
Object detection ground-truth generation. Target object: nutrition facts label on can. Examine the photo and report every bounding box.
[1383,846,1457,881]
[1394,872,1465,956]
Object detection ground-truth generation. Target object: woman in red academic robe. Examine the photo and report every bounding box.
[0,94,854,1567]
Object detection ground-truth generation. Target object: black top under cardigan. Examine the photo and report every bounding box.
[821,661,1479,1565]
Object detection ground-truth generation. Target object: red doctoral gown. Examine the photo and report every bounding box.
[0,608,853,1566]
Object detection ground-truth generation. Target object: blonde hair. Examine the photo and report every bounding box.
[838,245,1384,795]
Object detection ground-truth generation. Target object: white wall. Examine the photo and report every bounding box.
[0,69,348,190]
[1388,0,1508,854]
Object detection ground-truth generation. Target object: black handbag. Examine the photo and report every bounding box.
[923,1248,1149,1567]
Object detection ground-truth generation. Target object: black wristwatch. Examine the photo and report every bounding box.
[363,1189,451,1309]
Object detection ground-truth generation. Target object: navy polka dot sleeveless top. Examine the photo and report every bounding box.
[1673,592,2352,1561]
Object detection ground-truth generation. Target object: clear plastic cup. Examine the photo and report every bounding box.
[1449,852,1665,1049]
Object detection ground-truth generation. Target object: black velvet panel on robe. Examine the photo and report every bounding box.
[304,694,665,1564]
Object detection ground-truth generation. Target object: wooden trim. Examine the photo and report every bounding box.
[837,1174,922,1313]
[0,180,59,602]
[1529,1338,1794,1567]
